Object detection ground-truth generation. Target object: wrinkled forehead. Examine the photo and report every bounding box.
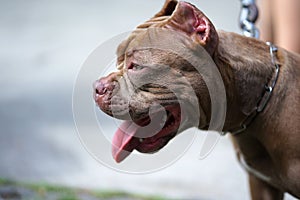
[115,27,213,75]
[116,28,194,60]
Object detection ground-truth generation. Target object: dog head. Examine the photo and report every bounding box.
[94,0,219,162]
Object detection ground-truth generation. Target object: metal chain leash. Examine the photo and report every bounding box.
[239,0,260,38]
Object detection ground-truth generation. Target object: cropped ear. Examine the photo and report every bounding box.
[167,2,219,56]
[154,0,178,17]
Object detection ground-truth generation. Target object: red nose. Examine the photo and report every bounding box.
[93,72,120,114]
[93,77,115,96]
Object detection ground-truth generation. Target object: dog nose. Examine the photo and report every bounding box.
[94,81,107,95]
[94,78,115,96]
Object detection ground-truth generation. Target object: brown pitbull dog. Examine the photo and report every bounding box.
[94,0,300,199]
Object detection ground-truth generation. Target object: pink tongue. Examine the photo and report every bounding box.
[112,121,141,163]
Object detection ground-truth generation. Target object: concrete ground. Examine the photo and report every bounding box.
[0,0,296,199]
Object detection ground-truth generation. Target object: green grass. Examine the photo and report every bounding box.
[0,178,79,200]
[93,190,166,200]
[0,177,13,185]
[0,177,169,200]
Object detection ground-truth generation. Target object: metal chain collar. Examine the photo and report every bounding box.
[221,0,281,135]
[239,0,260,39]
[225,42,280,135]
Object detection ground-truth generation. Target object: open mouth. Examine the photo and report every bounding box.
[112,105,181,163]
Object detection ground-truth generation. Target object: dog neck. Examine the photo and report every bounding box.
[212,31,276,132]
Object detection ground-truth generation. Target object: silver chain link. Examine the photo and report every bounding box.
[239,0,260,38]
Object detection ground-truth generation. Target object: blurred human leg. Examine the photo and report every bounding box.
[258,0,300,54]
[273,0,300,54]
[257,0,274,43]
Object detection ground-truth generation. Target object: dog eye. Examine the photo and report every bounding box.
[128,63,144,71]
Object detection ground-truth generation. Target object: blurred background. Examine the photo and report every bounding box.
[0,0,296,199]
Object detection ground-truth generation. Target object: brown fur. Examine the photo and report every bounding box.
[216,31,300,198]
[94,0,300,198]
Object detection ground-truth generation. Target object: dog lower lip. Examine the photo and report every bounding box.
[135,131,177,153]
[134,106,180,153]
